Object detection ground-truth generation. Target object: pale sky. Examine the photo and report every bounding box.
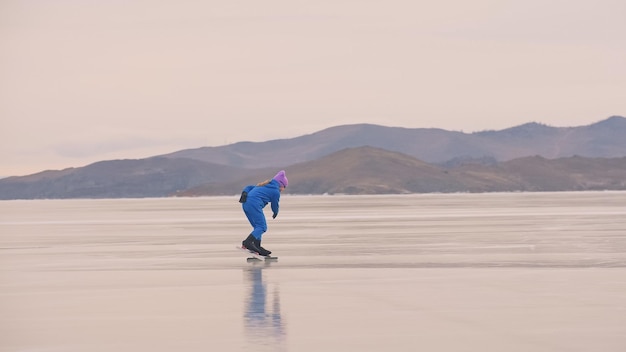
[1,0,625,177]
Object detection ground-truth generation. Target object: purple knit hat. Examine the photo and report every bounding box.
[272,170,288,188]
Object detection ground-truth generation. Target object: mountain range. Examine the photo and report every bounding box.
[1,116,625,199]
[162,115,626,167]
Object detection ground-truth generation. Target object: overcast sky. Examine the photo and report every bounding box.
[1,0,625,177]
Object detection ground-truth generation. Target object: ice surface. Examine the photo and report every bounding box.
[1,192,625,351]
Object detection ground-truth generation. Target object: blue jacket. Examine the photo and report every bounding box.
[242,180,281,216]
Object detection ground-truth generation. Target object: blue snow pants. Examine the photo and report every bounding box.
[243,202,267,240]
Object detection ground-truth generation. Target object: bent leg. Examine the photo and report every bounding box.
[243,204,267,240]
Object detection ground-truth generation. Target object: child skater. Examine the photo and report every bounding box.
[239,170,288,256]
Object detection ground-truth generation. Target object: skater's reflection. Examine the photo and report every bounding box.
[244,263,285,350]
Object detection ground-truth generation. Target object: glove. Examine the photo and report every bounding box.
[272,212,278,219]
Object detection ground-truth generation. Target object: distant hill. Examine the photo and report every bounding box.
[453,155,626,192]
[1,116,626,199]
[162,116,626,168]
[176,146,626,197]
[0,157,261,199]
[177,146,460,196]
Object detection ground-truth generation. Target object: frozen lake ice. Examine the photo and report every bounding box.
[1,192,625,351]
